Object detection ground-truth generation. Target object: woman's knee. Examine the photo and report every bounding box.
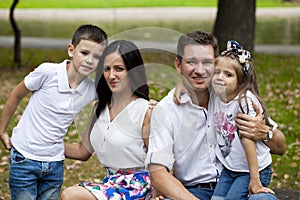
[61,186,96,200]
[61,187,72,200]
[61,186,80,200]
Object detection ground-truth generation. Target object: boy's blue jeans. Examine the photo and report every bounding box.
[211,165,277,200]
[9,147,64,200]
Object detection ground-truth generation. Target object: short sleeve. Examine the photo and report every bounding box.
[24,63,49,91]
[146,104,175,171]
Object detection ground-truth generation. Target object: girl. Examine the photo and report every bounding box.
[61,40,152,200]
[211,40,277,200]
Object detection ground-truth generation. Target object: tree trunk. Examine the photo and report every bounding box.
[213,0,256,53]
[9,0,21,68]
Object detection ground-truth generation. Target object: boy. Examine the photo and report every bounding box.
[0,24,107,200]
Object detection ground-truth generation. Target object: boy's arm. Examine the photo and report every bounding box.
[0,81,30,150]
[149,164,198,200]
[236,104,286,155]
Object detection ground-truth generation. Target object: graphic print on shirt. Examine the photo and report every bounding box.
[214,111,236,158]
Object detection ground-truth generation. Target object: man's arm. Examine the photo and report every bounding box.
[236,103,286,155]
[173,79,189,105]
[264,129,285,155]
[0,81,30,150]
[149,164,198,200]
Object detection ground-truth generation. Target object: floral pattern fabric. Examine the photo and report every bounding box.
[214,111,237,158]
[78,169,152,200]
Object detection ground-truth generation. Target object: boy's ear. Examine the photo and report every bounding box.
[67,44,75,58]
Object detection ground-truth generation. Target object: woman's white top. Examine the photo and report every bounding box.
[90,98,149,170]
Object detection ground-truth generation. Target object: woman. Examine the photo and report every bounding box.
[61,40,152,200]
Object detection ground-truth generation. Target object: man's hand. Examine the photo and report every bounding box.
[236,103,286,155]
[235,103,268,141]
[173,79,189,105]
[0,132,12,150]
[149,99,158,109]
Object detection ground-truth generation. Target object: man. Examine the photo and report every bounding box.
[146,30,285,200]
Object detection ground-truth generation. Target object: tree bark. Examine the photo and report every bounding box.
[9,0,21,68]
[213,0,256,53]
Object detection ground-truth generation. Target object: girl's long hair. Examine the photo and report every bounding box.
[216,52,272,127]
[95,40,149,118]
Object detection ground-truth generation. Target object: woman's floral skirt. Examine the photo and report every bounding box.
[78,169,152,200]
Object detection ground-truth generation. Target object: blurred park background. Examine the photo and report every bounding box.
[0,0,299,199]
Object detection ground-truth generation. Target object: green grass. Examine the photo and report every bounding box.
[0,0,299,198]
[0,0,299,8]
[0,49,299,199]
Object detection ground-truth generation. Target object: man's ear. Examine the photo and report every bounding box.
[175,57,182,74]
[67,44,75,58]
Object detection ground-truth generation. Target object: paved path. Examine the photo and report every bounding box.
[1,7,300,21]
[0,7,300,54]
[1,36,300,55]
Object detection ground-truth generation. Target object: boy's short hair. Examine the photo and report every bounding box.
[71,24,108,47]
[176,30,219,63]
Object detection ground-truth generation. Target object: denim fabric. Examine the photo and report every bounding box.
[9,147,64,200]
[162,188,214,200]
[187,187,214,200]
[249,193,278,200]
[212,165,275,200]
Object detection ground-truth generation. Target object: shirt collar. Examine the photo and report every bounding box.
[57,60,90,95]
[57,60,70,93]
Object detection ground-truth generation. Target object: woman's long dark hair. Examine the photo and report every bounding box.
[95,40,149,118]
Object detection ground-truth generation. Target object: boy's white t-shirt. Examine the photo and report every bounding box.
[11,60,97,161]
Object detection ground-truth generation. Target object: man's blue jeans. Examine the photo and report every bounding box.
[9,147,64,200]
[211,165,277,200]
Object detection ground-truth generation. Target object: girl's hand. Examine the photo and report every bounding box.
[248,178,275,195]
[255,187,275,194]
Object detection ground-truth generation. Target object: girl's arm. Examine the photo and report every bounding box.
[0,81,31,150]
[242,138,274,194]
[236,103,286,155]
